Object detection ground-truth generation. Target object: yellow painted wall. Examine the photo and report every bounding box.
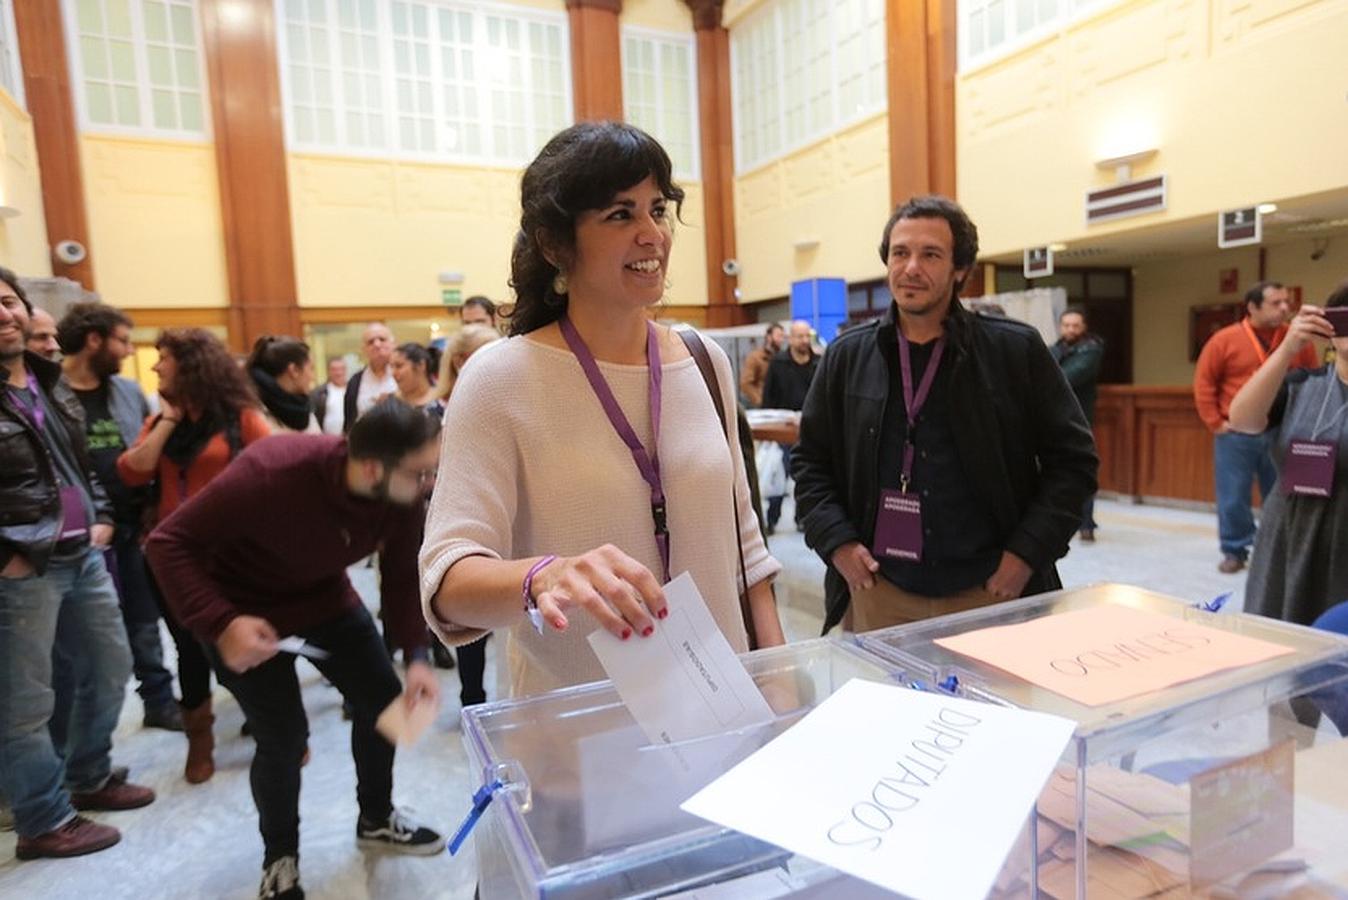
[1132,237,1348,385]
[0,91,52,277]
[82,135,229,308]
[958,0,1348,256]
[734,113,891,301]
[722,0,767,27]
[621,0,693,31]
[289,154,711,308]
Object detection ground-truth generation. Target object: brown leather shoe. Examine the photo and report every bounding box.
[181,701,216,784]
[16,815,121,859]
[1079,528,1096,543]
[70,777,155,812]
[1218,555,1246,574]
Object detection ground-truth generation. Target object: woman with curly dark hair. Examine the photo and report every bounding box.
[117,328,271,784]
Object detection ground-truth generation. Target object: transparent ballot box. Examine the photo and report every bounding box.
[459,637,1038,899]
[857,583,1348,899]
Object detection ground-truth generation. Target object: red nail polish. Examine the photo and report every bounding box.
[657,608,669,620]
[642,626,654,637]
[622,629,632,640]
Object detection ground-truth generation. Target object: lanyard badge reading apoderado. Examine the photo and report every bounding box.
[1283,378,1348,498]
[558,317,671,583]
[872,332,945,563]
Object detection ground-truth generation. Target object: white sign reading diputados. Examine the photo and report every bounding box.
[681,679,1076,900]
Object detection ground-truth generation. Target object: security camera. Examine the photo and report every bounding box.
[1310,239,1329,262]
[53,240,87,265]
[721,258,741,277]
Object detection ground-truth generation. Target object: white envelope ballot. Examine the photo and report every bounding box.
[588,571,774,745]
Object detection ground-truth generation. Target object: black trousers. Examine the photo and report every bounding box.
[207,605,402,863]
[144,557,214,710]
[456,637,487,707]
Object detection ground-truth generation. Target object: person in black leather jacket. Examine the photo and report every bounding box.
[0,270,154,860]
[793,196,1098,635]
[1,354,114,573]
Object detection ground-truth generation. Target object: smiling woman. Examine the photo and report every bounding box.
[505,121,687,340]
[419,121,787,699]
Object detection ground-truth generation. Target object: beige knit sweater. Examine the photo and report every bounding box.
[419,333,781,699]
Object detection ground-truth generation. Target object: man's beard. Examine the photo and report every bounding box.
[93,348,121,378]
[371,470,418,506]
[0,325,26,362]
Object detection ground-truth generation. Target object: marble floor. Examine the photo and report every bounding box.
[0,498,1257,900]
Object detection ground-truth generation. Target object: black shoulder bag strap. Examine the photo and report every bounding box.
[676,327,758,651]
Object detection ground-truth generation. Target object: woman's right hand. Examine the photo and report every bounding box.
[530,544,668,640]
[1282,305,1335,353]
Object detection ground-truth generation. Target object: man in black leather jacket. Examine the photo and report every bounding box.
[0,270,154,860]
[793,197,1098,635]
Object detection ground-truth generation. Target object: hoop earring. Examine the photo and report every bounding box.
[552,272,568,295]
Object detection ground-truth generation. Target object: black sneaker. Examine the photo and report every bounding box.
[143,702,185,732]
[258,855,304,899]
[356,808,443,855]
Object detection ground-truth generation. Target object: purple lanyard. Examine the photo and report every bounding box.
[9,369,45,432]
[558,316,669,582]
[896,329,945,493]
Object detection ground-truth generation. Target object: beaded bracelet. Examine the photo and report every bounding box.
[522,555,557,636]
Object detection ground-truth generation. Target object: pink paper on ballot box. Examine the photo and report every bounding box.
[933,604,1295,707]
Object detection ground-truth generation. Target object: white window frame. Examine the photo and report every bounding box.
[620,25,700,181]
[274,0,573,170]
[62,0,212,140]
[0,0,25,108]
[729,0,885,175]
[959,0,1125,74]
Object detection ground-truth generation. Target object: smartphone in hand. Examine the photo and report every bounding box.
[1324,307,1348,337]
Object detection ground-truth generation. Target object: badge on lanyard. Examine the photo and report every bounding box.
[1283,441,1334,497]
[1282,378,1345,498]
[59,485,91,540]
[873,489,924,561]
[872,331,944,563]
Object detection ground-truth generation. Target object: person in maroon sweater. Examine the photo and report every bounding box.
[145,399,444,900]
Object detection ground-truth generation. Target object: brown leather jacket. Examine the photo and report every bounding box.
[739,346,773,407]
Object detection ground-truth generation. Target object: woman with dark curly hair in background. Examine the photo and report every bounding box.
[117,328,271,784]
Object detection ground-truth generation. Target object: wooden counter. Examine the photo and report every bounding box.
[1094,386,1217,505]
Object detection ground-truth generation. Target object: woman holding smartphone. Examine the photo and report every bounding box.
[1230,282,1348,628]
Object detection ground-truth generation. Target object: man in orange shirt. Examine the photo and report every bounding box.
[1194,281,1321,573]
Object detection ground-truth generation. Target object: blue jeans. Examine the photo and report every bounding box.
[110,531,174,708]
[0,547,132,838]
[1213,431,1276,559]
